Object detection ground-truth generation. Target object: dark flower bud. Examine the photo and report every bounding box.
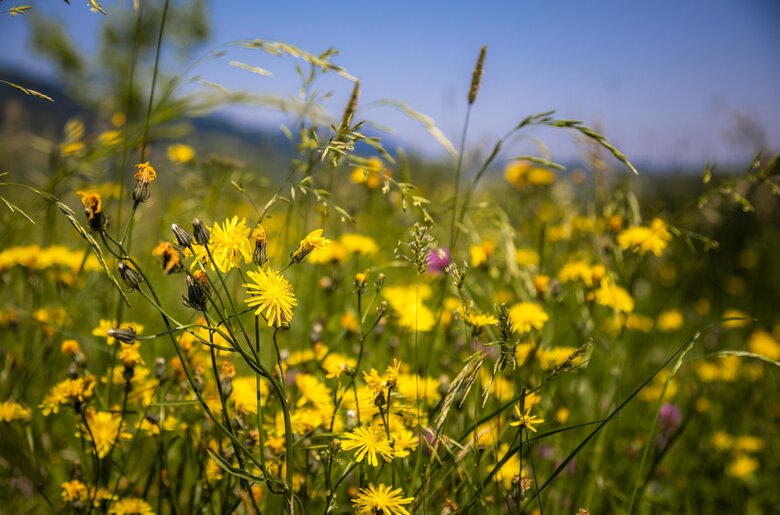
[183,271,210,311]
[108,326,137,344]
[117,260,143,290]
[171,223,193,249]
[192,218,211,245]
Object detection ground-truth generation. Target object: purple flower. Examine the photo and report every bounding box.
[427,247,450,273]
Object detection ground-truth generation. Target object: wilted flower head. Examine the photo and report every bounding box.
[76,191,106,232]
[132,162,157,204]
[152,242,184,274]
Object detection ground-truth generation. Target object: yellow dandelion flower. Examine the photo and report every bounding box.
[291,228,331,263]
[76,190,103,221]
[510,404,544,432]
[196,216,253,272]
[109,497,155,514]
[726,455,759,479]
[61,339,81,356]
[81,409,130,458]
[515,248,540,267]
[559,260,595,286]
[243,267,297,327]
[61,480,88,503]
[340,424,394,466]
[617,218,672,256]
[39,375,96,415]
[469,241,495,268]
[657,309,684,331]
[383,284,436,332]
[99,130,123,147]
[340,233,379,255]
[0,401,31,422]
[134,162,157,185]
[352,483,413,515]
[594,281,634,313]
[508,302,549,333]
[167,143,195,164]
[748,330,780,360]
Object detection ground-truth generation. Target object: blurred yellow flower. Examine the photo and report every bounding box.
[617,218,672,256]
[748,330,780,360]
[657,309,684,331]
[594,281,634,313]
[167,143,195,164]
[0,401,31,422]
[244,267,297,328]
[509,302,549,333]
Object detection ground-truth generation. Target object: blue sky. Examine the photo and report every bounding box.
[2,1,779,170]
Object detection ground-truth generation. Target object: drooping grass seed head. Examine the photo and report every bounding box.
[192,218,211,245]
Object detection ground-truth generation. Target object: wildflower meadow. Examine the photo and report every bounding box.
[0,3,778,514]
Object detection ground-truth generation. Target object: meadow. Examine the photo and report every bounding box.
[1,3,778,514]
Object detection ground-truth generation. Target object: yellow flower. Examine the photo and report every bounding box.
[617,218,672,256]
[99,130,123,147]
[352,483,413,515]
[340,424,394,466]
[81,409,130,458]
[231,377,269,415]
[109,497,155,514]
[594,281,634,313]
[711,431,732,451]
[350,157,390,189]
[118,342,144,367]
[625,313,654,333]
[340,233,379,255]
[153,241,184,274]
[39,375,97,415]
[726,455,759,479]
[76,190,103,221]
[469,241,495,268]
[61,480,88,503]
[0,401,31,422]
[515,248,540,267]
[508,302,549,333]
[243,267,297,327]
[61,339,81,356]
[748,330,780,360]
[167,143,195,164]
[537,346,582,370]
[559,261,596,286]
[61,141,85,156]
[464,310,499,330]
[195,216,253,272]
[734,435,764,453]
[510,404,544,432]
[134,162,157,185]
[383,284,435,332]
[291,229,331,263]
[504,160,555,187]
[657,309,684,331]
[493,442,526,490]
